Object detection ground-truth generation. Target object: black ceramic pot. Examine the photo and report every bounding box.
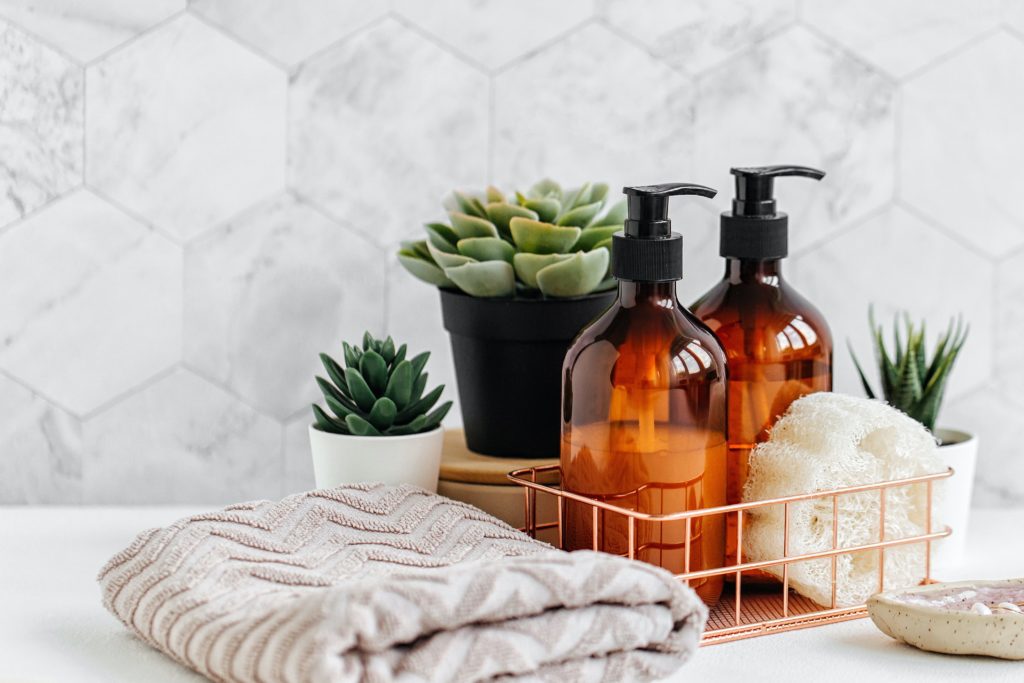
[439,288,615,458]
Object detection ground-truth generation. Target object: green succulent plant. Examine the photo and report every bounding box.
[312,332,452,436]
[849,307,968,433]
[398,179,624,298]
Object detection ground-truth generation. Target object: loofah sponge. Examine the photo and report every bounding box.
[742,392,942,608]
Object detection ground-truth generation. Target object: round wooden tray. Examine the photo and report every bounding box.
[440,429,558,486]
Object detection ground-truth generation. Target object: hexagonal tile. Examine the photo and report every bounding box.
[994,249,1024,405]
[394,0,593,70]
[0,190,181,414]
[290,18,488,247]
[599,0,797,74]
[184,195,386,419]
[191,0,384,66]
[493,22,693,194]
[0,375,81,503]
[284,414,315,494]
[675,201,721,305]
[86,14,285,240]
[83,369,282,503]
[803,0,1002,79]
[0,19,83,228]
[386,258,461,430]
[789,206,992,402]
[943,389,1024,507]
[0,0,184,62]
[695,26,896,253]
[900,32,1024,258]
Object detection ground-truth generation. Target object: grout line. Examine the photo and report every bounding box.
[179,360,282,422]
[389,11,492,75]
[291,189,386,251]
[798,21,898,86]
[492,16,597,76]
[897,200,996,263]
[84,184,181,245]
[789,201,893,260]
[80,364,179,421]
[486,75,496,185]
[288,11,393,74]
[896,25,1003,84]
[0,12,84,65]
[0,181,85,238]
[186,8,291,73]
[83,8,187,68]
[0,367,82,418]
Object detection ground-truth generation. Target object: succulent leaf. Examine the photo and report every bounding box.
[528,178,562,199]
[359,350,388,395]
[425,223,459,252]
[427,240,476,268]
[535,249,609,298]
[453,191,488,219]
[409,351,430,379]
[593,199,627,226]
[368,397,397,430]
[512,253,573,289]
[344,367,377,411]
[574,225,621,251]
[484,202,538,238]
[449,211,499,239]
[444,261,516,297]
[561,182,592,212]
[457,237,515,263]
[557,201,603,227]
[509,217,581,254]
[345,414,381,436]
[485,185,505,203]
[521,198,561,223]
[422,401,453,429]
[384,360,413,409]
[397,384,443,423]
[380,337,396,363]
[398,253,453,287]
[313,404,348,433]
[321,352,349,390]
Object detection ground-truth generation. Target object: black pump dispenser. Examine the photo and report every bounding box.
[720,165,825,260]
[612,183,717,282]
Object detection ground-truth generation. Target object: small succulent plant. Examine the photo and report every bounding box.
[398,179,624,298]
[312,332,451,436]
[849,307,968,433]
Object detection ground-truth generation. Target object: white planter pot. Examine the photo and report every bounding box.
[309,425,444,492]
[932,427,978,578]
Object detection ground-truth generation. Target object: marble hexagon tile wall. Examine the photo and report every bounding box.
[0,1,1021,505]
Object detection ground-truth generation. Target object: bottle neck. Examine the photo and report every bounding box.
[725,258,783,286]
[617,280,678,308]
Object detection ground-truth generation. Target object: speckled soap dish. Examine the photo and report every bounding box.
[867,578,1024,660]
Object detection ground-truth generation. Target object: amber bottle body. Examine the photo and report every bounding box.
[561,281,728,605]
[692,259,832,565]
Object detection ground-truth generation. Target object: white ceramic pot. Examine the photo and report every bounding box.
[308,425,444,492]
[932,428,978,577]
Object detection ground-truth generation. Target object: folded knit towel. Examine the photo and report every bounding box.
[98,483,706,682]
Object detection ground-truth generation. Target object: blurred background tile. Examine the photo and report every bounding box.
[82,370,282,503]
[0,190,181,415]
[395,0,593,70]
[599,0,797,75]
[803,0,1002,79]
[190,0,385,66]
[695,26,897,253]
[0,375,82,503]
[289,18,488,247]
[85,14,286,241]
[493,22,693,192]
[184,194,385,420]
[0,19,82,227]
[899,32,1024,258]
[0,0,182,62]
[0,2,1014,504]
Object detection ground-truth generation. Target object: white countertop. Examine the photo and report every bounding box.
[1,507,1021,683]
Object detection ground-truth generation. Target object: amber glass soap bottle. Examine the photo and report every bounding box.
[561,183,728,605]
[692,166,832,568]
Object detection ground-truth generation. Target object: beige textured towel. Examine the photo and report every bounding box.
[98,484,706,682]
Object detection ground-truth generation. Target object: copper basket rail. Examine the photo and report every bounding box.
[507,465,953,645]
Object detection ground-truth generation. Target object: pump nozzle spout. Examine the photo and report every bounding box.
[622,183,717,238]
[730,165,825,217]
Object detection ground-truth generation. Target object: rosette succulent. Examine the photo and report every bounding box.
[312,332,451,436]
[398,179,624,298]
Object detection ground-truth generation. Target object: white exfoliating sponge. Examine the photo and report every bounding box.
[742,392,941,608]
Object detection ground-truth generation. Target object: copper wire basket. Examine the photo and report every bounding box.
[507,465,953,645]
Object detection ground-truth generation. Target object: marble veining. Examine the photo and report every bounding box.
[0,19,83,228]
[86,14,286,240]
[0,190,181,415]
[290,18,488,247]
[0,0,183,62]
[0,2,1019,505]
[184,194,386,420]
[82,369,282,503]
